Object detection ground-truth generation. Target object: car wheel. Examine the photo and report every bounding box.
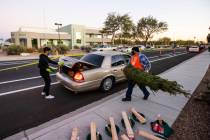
[100,77,114,92]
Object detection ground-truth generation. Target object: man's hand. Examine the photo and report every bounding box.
[46,67,57,73]
[58,61,64,66]
[145,70,149,73]
[46,68,53,73]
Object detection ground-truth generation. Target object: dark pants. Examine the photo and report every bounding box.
[126,80,150,99]
[40,71,51,96]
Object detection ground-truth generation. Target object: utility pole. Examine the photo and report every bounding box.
[54,23,62,48]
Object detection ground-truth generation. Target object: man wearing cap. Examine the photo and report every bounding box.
[122,46,151,101]
[38,47,61,99]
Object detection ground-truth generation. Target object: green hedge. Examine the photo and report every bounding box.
[4,45,27,55]
[53,45,70,54]
[4,45,39,55]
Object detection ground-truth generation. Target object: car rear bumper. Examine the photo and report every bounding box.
[189,50,200,52]
[189,49,199,52]
[56,72,100,92]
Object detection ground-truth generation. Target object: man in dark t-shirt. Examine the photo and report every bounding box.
[38,47,58,99]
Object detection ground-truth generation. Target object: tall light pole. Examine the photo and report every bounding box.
[54,23,62,47]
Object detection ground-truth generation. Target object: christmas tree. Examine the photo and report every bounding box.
[123,65,190,97]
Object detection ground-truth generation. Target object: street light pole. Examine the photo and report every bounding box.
[54,23,62,48]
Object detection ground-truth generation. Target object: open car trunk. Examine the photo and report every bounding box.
[59,56,98,78]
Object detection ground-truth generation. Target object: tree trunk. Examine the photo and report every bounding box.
[112,33,115,45]
[144,37,148,46]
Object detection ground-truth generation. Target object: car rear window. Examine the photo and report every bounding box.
[80,54,104,67]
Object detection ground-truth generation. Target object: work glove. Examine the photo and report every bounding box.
[46,68,53,73]
[58,61,64,66]
[46,67,57,73]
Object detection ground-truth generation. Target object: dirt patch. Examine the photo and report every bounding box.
[169,66,210,140]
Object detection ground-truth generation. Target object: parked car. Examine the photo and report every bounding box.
[92,45,117,51]
[118,46,132,53]
[188,46,200,53]
[56,51,130,93]
[135,45,146,51]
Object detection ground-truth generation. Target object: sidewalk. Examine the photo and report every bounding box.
[5,51,210,140]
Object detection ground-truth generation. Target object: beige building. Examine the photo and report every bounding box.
[11,24,111,49]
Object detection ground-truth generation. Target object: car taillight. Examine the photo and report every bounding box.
[73,72,84,82]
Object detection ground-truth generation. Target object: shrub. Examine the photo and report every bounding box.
[26,48,36,53]
[53,45,70,54]
[73,45,80,49]
[5,45,26,55]
[83,46,92,52]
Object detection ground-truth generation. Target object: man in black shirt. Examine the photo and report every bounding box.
[38,47,58,99]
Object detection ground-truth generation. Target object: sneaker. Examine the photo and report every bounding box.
[41,92,45,96]
[45,95,55,99]
[143,94,149,100]
[122,97,131,102]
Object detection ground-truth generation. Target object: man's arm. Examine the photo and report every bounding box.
[47,57,58,65]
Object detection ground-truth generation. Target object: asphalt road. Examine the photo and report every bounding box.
[0,48,197,139]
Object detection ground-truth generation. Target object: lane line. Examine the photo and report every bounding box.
[0,74,56,85]
[150,52,187,62]
[0,61,35,66]
[0,82,59,96]
[0,52,188,97]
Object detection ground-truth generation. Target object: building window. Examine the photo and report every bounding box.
[19,38,27,47]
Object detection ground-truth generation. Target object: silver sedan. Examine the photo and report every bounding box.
[56,51,130,93]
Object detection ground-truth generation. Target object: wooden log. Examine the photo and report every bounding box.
[130,108,146,124]
[70,128,79,140]
[109,117,118,140]
[138,130,162,140]
[90,122,97,140]
[120,134,129,140]
[121,111,134,138]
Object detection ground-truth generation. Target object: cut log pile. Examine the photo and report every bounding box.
[69,107,170,140]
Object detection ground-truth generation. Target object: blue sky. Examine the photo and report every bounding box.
[0,0,210,41]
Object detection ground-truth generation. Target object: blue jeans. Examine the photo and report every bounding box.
[125,80,150,99]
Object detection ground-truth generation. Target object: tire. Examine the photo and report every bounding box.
[100,77,114,92]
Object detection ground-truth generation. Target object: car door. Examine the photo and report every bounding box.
[111,55,126,81]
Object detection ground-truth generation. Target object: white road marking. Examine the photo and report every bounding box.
[150,52,187,62]
[0,82,59,96]
[0,74,56,85]
[0,52,188,97]
[0,60,36,66]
